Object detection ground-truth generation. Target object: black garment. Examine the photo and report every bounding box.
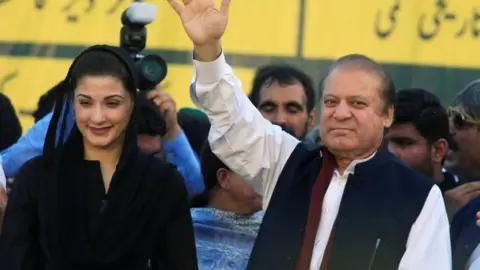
[439,169,460,193]
[0,93,22,151]
[178,108,210,157]
[0,137,197,269]
[247,143,434,270]
[451,194,480,270]
[0,45,198,270]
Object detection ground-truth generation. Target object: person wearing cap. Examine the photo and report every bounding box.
[0,45,198,269]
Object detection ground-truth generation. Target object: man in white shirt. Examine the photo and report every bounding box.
[168,0,451,269]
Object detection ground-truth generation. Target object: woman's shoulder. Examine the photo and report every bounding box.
[142,154,186,191]
[10,156,49,199]
[16,156,48,178]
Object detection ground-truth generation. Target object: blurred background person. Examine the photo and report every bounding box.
[386,88,458,193]
[448,80,480,270]
[442,80,480,216]
[190,142,263,270]
[249,65,316,140]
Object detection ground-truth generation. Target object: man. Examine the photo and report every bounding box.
[386,88,459,192]
[249,65,316,139]
[167,0,450,269]
[445,79,480,182]
[447,80,480,269]
[190,143,263,269]
[443,79,480,215]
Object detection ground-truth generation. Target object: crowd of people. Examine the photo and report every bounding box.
[0,0,479,269]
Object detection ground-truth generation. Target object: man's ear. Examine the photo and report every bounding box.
[383,106,394,128]
[431,138,448,164]
[216,168,230,190]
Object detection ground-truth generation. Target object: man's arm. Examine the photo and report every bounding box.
[399,185,452,269]
[162,131,204,196]
[0,113,52,178]
[191,51,300,207]
[1,103,74,178]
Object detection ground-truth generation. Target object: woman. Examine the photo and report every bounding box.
[0,45,198,269]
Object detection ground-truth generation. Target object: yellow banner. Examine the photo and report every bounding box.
[303,0,480,68]
[0,57,255,130]
[0,0,299,56]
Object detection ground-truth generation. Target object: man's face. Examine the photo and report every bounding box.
[221,169,263,213]
[386,123,434,178]
[320,67,393,157]
[445,106,480,179]
[258,81,314,139]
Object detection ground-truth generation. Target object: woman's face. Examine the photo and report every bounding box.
[74,75,133,149]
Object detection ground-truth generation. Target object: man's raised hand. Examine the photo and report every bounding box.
[167,0,231,46]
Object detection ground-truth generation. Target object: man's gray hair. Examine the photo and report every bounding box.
[452,79,480,119]
[321,54,396,114]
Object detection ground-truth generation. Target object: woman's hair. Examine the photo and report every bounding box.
[69,50,134,94]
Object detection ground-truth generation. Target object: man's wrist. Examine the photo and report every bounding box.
[194,42,222,62]
[163,124,183,142]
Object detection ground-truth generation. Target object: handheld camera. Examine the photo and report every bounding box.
[120,2,168,91]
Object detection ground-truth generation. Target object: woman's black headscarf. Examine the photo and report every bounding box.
[41,45,164,267]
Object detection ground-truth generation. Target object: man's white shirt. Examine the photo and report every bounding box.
[191,52,452,270]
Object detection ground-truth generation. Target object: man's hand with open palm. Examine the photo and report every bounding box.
[167,0,231,61]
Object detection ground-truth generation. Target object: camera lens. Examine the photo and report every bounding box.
[136,54,168,89]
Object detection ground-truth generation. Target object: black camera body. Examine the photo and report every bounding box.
[119,3,167,137]
[120,4,168,91]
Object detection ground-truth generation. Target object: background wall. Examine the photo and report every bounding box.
[1,0,479,129]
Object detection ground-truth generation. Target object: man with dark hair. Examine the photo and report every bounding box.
[191,143,263,269]
[249,65,316,139]
[168,1,451,268]
[385,88,458,192]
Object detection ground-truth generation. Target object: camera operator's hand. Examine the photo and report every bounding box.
[147,85,182,141]
[167,0,231,62]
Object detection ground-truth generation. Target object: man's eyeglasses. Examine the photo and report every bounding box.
[446,107,480,130]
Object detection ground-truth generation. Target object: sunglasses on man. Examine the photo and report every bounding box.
[447,107,480,130]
